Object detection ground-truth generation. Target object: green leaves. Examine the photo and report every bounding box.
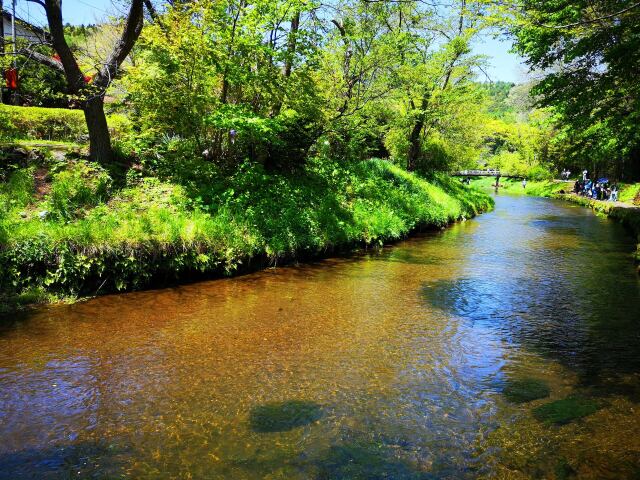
[511,0,640,177]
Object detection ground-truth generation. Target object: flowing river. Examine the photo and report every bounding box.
[1,195,640,479]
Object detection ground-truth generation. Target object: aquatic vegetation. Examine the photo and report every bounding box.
[316,441,430,480]
[503,378,551,403]
[249,401,323,433]
[533,396,602,425]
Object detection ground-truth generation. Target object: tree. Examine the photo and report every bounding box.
[124,0,322,170]
[510,0,640,179]
[23,0,145,164]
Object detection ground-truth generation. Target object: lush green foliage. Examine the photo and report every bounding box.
[478,82,556,179]
[116,0,506,172]
[0,105,131,143]
[511,0,640,180]
[0,156,492,302]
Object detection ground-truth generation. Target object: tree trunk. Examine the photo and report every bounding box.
[84,96,114,164]
[283,12,300,79]
[407,95,429,171]
[407,117,423,172]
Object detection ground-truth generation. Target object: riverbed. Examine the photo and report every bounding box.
[1,194,640,479]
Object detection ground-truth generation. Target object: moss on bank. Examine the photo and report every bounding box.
[0,157,493,310]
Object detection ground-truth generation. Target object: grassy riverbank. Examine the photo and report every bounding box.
[0,153,493,311]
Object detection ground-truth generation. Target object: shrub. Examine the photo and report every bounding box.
[0,104,131,143]
[0,104,86,142]
[528,165,554,181]
[48,161,112,219]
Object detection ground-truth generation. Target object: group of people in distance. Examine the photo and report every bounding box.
[561,169,572,180]
[574,170,619,202]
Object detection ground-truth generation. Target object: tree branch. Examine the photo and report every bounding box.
[94,0,144,88]
[18,47,64,72]
[539,1,640,29]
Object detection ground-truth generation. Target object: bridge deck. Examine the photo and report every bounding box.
[451,170,523,178]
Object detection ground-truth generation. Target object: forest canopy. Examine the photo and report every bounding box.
[3,0,558,178]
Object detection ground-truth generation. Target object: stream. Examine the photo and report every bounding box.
[1,194,640,479]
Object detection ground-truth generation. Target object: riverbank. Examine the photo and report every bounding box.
[0,154,493,312]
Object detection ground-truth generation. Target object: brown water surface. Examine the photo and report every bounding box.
[1,195,640,479]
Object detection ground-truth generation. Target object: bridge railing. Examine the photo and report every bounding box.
[451,169,501,176]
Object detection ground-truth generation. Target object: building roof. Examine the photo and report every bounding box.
[2,9,50,41]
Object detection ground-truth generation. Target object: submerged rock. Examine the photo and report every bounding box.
[503,378,551,404]
[249,400,323,433]
[533,396,601,425]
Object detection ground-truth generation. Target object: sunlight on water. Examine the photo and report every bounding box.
[1,195,640,479]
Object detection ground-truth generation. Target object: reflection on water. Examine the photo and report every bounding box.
[1,195,640,479]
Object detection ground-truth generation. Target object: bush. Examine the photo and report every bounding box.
[0,104,86,142]
[528,165,554,181]
[48,161,112,219]
[0,104,132,143]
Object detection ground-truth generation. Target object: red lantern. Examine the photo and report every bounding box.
[5,69,18,90]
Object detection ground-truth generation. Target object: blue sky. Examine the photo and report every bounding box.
[14,0,527,83]
[474,34,528,84]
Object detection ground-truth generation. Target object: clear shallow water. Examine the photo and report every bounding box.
[1,195,640,479]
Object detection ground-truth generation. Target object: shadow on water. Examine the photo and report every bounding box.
[421,275,640,389]
[249,400,324,433]
[0,441,128,480]
[226,434,440,479]
[315,440,434,480]
[245,400,441,478]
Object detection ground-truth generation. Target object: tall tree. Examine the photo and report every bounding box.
[24,0,145,164]
[511,0,640,179]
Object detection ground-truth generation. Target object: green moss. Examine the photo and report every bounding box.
[503,378,551,403]
[249,401,323,433]
[554,458,576,480]
[532,396,601,425]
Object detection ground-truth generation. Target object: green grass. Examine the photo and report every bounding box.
[0,158,493,304]
[620,183,640,205]
[469,176,570,197]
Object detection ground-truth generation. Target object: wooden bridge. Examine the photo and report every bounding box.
[451,169,523,179]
